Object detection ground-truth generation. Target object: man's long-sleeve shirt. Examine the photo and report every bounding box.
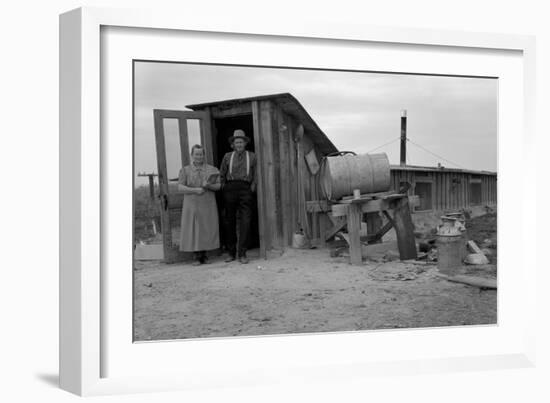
[219,150,257,186]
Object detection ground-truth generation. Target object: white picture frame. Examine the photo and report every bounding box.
[59,6,537,396]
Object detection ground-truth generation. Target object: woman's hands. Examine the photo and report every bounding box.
[200,179,220,192]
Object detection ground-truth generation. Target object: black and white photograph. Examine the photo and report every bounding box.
[133,61,498,341]
[5,0,549,400]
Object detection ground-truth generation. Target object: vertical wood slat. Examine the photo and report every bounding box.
[486,176,489,204]
[462,174,466,209]
[466,174,471,206]
[461,174,464,208]
[433,174,441,211]
[319,209,327,247]
[311,168,319,242]
[347,204,363,265]
[441,173,445,211]
[178,118,190,168]
[438,173,443,211]
[201,107,215,165]
[271,105,284,248]
[452,173,456,210]
[481,176,487,204]
[391,197,418,260]
[259,100,278,249]
[209,107,220,164]
[456,174,459,209]
[443,173,447,211]
[288,118,298,234]
[494,176,497,204]
[448,173,452,210]
[278,109,291,246]
[251,101,267,259]
[301,136,313,238]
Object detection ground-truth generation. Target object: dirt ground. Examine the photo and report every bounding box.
[134,214,497,341]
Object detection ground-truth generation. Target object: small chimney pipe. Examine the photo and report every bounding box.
[400,109,407,166]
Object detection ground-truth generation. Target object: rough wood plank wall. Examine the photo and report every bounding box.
[259,100,278,249]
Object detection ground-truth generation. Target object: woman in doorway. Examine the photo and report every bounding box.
[178,144,221,265]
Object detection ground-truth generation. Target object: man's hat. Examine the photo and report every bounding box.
[228,129,250,144]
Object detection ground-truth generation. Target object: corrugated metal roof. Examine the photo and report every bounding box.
[186,93,338,155]
[390,164,497,176]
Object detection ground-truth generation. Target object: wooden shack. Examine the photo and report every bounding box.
[153,93,337,262]
[390,165,497,213]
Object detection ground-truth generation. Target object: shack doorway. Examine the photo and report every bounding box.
[213,115,261,253]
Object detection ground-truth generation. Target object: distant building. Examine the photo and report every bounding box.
[390,164,497,213]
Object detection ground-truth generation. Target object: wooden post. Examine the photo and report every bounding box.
[148,175,154,200]
[347,204,363,265]
[138,172,158,201]
[391,197,417,260]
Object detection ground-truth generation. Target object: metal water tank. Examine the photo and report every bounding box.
[320,152,391,200]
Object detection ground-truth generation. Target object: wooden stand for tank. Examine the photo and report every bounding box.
[307,193,419,265]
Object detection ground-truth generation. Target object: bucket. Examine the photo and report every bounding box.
[320,152,391,200]
[292,231,309,249]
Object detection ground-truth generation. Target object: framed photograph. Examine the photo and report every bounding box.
[60,7,537,396]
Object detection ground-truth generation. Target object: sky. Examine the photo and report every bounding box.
[134,61,497,187]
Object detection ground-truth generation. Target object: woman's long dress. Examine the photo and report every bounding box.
[178,163,220,252]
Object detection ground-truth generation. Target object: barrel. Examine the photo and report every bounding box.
[320,152,391,200]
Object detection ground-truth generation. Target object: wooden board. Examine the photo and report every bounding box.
[270,104,284,247]
[288,118,298,233]
[341,190,395,201]
[436,273,497,289]
[389,197,417,260]
[325,219,348,241]
[259,100,278,249]
[306,200,330,213]
[367,212,391,244]
[347,203,363,265]
[331,196,420,217]
[251,101,267,259]
[210,103,252,118]
[278,109,292,246]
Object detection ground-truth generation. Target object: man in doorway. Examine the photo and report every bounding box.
[220,129,257,264]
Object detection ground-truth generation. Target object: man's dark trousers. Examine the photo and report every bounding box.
[223,180,253,257]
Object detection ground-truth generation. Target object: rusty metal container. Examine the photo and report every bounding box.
[320,152,391,200]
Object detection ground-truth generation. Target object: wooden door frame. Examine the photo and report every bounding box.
[251,101,267,259]
[152,109,214,263]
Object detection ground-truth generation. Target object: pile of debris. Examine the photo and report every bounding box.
[368,261,429,282]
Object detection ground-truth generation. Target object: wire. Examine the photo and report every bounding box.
[406,139,465,169]
[366,137,401,154]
